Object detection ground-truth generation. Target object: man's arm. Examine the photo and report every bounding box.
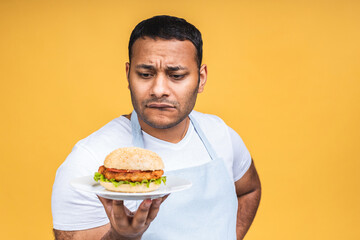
[235,160,261,240]
[53,224,110,240]
[53,196,168,240]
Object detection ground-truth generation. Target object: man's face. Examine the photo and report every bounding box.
[126,37,207,129]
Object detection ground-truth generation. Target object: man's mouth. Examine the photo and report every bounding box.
[146,103,175,109]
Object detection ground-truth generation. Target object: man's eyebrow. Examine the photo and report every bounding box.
[135,64,188,71]
[135,64,155,70]
[166,66,188,71]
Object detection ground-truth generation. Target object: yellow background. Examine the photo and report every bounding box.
[1,0,359,239]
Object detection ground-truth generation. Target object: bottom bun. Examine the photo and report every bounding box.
[100,181,161,193]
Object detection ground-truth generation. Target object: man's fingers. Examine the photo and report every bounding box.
[160,194,170,204]
[98,196,129,228]
[112,200,130,227]
[98,195,168,232]
[97,196,113,219]
[98,195,112,207]
[145,198,161,225]
[132,199,152,228]
[145,195,169,225]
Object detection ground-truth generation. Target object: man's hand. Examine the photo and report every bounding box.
[98,195,169,240]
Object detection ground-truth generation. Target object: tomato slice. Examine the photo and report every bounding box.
[106,168,145,173]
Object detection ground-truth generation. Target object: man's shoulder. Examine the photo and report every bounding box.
[191,111,227,126]
[75,115,133,157]
[191,110,230,141]
[191,111,233,160]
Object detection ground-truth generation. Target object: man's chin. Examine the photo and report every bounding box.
[143,118,178,129]
[141,114,182,129]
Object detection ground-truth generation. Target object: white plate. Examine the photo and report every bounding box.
[70,175,192,200]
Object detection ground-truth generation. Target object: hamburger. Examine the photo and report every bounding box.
[94,147,166,193]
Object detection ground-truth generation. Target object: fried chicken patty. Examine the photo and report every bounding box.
[98,165,164,182]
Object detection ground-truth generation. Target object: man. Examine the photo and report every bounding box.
[52,15,261,240]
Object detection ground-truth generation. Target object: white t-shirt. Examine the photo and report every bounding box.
[51,111,251,231]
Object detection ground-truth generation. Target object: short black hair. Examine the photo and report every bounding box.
[128,15,203,68]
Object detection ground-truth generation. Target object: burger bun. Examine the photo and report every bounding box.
[100,181,161,193]
[104,147,164,170]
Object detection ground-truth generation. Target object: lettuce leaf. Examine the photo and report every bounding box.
[94,172,166,188]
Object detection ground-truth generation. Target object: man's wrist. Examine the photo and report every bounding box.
[101,228,142,240]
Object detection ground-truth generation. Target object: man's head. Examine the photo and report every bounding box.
[126,15,207,131]
[128,15,203,68]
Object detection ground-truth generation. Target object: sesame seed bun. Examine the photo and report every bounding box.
[104,147,164,170]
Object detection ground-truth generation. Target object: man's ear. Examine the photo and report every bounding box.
[126,62,130,89]
[198,64,207,93]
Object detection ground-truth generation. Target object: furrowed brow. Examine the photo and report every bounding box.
[166,66,188,71]
[135,64,155,70]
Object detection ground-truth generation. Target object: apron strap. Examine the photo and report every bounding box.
[131,110,145,148]
[189,112,219,161]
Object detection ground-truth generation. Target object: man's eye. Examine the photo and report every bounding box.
[138,73,153,78]
[171,74,185,80]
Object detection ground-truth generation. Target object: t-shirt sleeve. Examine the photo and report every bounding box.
[51,144,109,231]
[228,126,252,182]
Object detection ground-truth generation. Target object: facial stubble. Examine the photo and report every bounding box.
[129,78,200,130]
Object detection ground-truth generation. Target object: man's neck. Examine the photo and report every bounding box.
[125,114,190,143]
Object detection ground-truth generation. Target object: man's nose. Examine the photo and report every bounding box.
[150,73,170,98]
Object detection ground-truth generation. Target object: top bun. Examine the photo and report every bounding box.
[104,147,164,170]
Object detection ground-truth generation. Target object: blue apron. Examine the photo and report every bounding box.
[131,111,238,240]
